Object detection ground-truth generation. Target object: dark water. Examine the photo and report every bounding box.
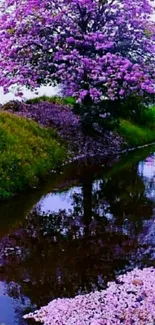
[1,146,155,325]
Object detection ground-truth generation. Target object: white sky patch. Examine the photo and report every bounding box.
[0,85,60,104]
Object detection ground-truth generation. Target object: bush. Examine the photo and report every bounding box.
[73,98,120,135]
[0,112,66,200]
[135,106,155,127]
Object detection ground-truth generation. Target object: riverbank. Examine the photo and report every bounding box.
[24,267,155,324]
[2,100,123,160]
[120,116,155,147]
[1,99,155,200]
[3,99,155,160]
[0,99,122,200]
[0,111,66,200]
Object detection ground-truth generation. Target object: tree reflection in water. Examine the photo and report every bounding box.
[0,149,155,324]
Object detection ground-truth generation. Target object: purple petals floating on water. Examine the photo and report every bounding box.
[24,267,155,325]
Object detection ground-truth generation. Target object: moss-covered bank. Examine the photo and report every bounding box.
[0,111,66,200]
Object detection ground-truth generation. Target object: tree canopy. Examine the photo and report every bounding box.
[0,0,154,103]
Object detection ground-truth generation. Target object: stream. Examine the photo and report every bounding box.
[1,146,155,325]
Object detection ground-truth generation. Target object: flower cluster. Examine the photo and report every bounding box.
[0,0,154,103]
[24,267,155,325]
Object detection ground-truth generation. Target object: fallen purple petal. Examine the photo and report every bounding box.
[24,267,155,325]
[5,100,123,160]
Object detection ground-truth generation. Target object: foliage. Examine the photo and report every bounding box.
[135,105,155,127]
[26,96,76,106]
[0,111,66,200]
[0,0,154,106]
[116,96,154,122]
[119,119,155,147]
[73,99,120,133]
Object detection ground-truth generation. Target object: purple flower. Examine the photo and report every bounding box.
[0,0,154,105]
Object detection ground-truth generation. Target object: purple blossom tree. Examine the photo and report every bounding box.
[0,0,154,124]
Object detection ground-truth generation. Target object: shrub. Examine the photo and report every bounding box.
[135,106,155,127]
[0,111,66,200]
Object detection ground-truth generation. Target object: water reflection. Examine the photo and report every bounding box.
[0,147,155,324]
[37,186,83,214]
[138,153,155,201]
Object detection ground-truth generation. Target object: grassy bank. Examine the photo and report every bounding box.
[119,119,155,147]
[0,111,66,200]
[26,95,76,106]
[2,97,155,174]
[26,97,155,149]
[119,106,155,147]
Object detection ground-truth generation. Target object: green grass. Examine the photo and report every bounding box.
[26,95,76,106]
[119,119,155,147]
[134,105,155,128]
[0,111,66,200]
[144,105,155,126]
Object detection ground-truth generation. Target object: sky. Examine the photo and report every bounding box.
[0,85,60,104]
